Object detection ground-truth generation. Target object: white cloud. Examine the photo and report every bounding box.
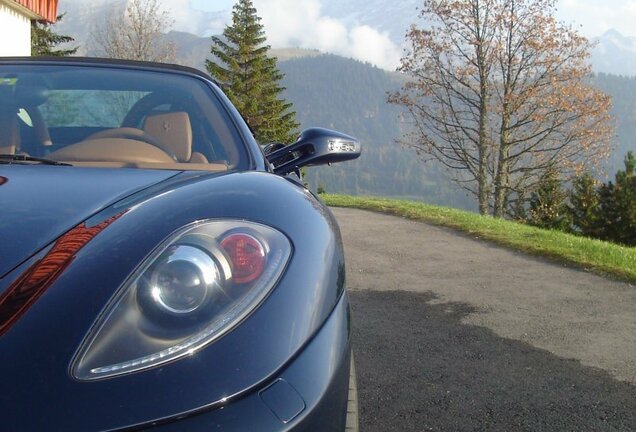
[153,0,402,70]
[58,0,403,70]
[557,0,636,38]
[350,25,401,70]
[158,0,230,36]
[252,0,401,70]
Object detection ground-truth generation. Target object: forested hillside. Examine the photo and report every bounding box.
[280,55,475,209]
[595,73,636,173]
[278,55,635,209]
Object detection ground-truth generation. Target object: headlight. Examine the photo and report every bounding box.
[71,220,292,381]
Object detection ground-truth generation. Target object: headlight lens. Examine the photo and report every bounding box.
[72,220,291,381]
[144,245,220,315]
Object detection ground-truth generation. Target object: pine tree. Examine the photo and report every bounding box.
[206,0,298,144]
[568,173,600,236]
[595,152,636,246]
[31,14,78,57]
[527,166,572,230]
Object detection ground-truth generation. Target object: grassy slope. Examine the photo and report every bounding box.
[322,194,636,283]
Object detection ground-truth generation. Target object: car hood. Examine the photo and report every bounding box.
[0,165,179,279]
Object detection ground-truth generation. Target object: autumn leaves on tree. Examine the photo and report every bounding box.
[207,0,299,144]
[390,0,613,217]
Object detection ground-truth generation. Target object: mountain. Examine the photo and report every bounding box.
[55,0,228,51]
[320,0,420,43]
[280,56,635,205]
[594,73,636,173]
[54,0,127,55]
[319,1,636,77]
[55,0,636,76]
[592,30,636,77]
[280,55,475,209]
[162,31,320,72]
[319,0,636,78]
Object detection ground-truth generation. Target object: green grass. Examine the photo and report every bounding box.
[322,194,636,283]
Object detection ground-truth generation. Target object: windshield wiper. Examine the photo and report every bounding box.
[0,154,72,166]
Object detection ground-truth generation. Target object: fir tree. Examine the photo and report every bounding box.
[568,173,600,236]
[206,0,298,144]
[527,166,572,230]
[595,152,636,246]
[31,14,78,57]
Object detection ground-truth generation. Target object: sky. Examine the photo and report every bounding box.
[158,0,403,69]
[557,0,636,38]
[61,0,636,70]
[182,0,636,39]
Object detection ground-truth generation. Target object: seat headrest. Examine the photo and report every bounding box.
[142,112,192,162]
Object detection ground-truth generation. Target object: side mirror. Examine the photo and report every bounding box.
[267,128,361,176]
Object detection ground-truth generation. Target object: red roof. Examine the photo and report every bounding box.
[12,0,58,22]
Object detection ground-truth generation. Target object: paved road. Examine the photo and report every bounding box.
[331,207,636,432]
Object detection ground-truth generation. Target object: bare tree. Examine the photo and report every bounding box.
[389,0,499,214]
[92,0,176,62]
[490,0,612,216]
[390,0,612,217]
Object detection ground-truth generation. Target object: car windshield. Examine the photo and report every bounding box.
[0,64,247,171]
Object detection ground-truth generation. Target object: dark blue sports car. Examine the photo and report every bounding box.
[0,58,360,431]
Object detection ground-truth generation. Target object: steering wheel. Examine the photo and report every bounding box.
[84,127,178,161]
[122,93,186,129]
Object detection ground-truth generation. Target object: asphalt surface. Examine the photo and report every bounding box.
[330,207,636,432]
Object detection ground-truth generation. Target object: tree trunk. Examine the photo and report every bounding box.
[478,107,490,215]
[477,29,490,216]
[493,112,510,217]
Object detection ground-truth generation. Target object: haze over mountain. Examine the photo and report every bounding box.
[319,0,636,77]
[279,55,634,205]
[56,0,636,76]
[592,30,636,77]
[56,0,401,69]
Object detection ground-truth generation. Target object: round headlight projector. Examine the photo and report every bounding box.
[149,245,219,314]
[138,244,226,318]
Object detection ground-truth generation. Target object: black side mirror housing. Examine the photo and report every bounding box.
[266,128,361,176]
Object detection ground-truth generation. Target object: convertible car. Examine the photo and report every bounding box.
[0,57,360,431]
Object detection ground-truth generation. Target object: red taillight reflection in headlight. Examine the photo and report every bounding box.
[220,233,265,284]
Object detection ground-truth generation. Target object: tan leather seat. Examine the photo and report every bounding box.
[46,111,222,170]
[0,106,19,155]
[143,112,193,162]
[49,138,176,164]
[189,152,209,163]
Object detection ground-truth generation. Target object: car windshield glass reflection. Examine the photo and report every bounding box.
[0,66,247,171]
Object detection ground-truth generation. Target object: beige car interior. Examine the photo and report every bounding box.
[0,105,19,156]
[45,111,228,172]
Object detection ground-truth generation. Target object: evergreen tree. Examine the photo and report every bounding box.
[527,166,571,230]
[206,0,298,144]
[595,152,636,246]
[568,173,600,236]
[31,14,78,57]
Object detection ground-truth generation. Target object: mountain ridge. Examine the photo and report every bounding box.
[54,0,636,76]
